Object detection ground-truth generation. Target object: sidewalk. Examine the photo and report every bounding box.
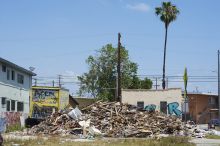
[191,138,220,146]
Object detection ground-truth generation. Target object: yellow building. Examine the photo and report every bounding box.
[30,86,69,119]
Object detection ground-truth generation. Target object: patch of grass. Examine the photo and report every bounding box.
[3,136,195,146]
[158,136,191,145]
[206,134,220,139]
[5,124,24,133]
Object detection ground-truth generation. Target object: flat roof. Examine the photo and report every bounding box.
[0,57,36,76]
[32,86,69,91]
[188,93,218,97]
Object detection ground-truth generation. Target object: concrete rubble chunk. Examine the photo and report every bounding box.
[79,119,90,128]
[28,101,206,138]
[89,126,102,136]
[68,107,82,120]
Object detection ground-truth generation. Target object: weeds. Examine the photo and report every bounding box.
[3,136,195,146]
[206,134,220,139]
[5,124,24,133]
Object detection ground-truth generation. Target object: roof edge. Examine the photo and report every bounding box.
[0,57,36,76]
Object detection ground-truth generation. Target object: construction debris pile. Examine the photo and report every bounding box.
[29,101,184,138]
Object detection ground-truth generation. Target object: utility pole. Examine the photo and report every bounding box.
[58,75,62,88]
[153,77,160,90]
[52,80,55,87]
[115,75,118,101]
[166,77,168,89]
[33,78,37,86]
[117,33,121,102]
[218,50,220,119]
[195,86,199,93]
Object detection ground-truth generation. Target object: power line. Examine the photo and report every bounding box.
[169,80,218,83]
[0,33,116,42]
[137,75,217,77]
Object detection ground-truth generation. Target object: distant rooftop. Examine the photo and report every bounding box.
[0,57,36,76]
[187,92,218,96]
[32,86,69,91]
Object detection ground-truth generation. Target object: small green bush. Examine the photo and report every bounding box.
[5,124,24,133]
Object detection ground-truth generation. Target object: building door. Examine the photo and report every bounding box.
[160,101,167,114]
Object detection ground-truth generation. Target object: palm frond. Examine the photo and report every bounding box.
[155,1,180,26]
[155,7,162,15]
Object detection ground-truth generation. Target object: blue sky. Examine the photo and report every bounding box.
[0,0,220,94]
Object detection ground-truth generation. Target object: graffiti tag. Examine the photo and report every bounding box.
[32,104,57,118]
[0,112,22,125]
[168,102,182,116]
[33,89,57,101]
[144,102,182,116]
[144,104,156,112]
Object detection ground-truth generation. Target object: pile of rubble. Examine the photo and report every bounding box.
[29,111,81,135]
[29,101,184,137]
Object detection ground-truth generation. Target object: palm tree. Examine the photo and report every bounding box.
[183,67,188,122]
[155,2,179,89]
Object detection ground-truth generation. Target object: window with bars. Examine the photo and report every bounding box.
[1,97,6,108]
[11,70,15,80]
[7,69,10,80]
[17,74,24,84]
[6,100,10,111]
[17,102,24,112]
[2,65,6,72]
[11,100,15,111]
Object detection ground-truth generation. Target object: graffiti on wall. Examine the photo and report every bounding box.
[32,89,58,105]
[33,89,56,100]
[0,112,28,132]
[144,102,182,116]
[0,112,23,125]
[4,112,21,125]
[144,104,156,112]
[167,102,182,116]
[0,118,6,132]
[32,104,57,118]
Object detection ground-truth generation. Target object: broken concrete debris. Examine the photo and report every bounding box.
[68,107,82,120]
[28,101,197,138]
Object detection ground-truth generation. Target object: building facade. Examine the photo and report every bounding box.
[122,88,183,116]
[74,97,95,109]
[0,57,35,125]
[188,93,218,124]
[30,86,69,119]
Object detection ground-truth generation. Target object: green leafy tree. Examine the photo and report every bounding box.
[155,2,180,89]
[78,44,152,101]
[128,76,152,89]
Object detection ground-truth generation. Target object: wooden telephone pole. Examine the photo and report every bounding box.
[218,50,220,119]
[117,33,121,102]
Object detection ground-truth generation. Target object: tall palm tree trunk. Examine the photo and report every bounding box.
[162,26,168,89]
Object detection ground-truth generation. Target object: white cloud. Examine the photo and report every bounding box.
[126,3,150,12]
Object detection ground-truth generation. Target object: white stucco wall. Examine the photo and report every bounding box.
[0,82,30,114]
[122,88,183,116]
[0,62,32,115]
[0,62,32,90]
